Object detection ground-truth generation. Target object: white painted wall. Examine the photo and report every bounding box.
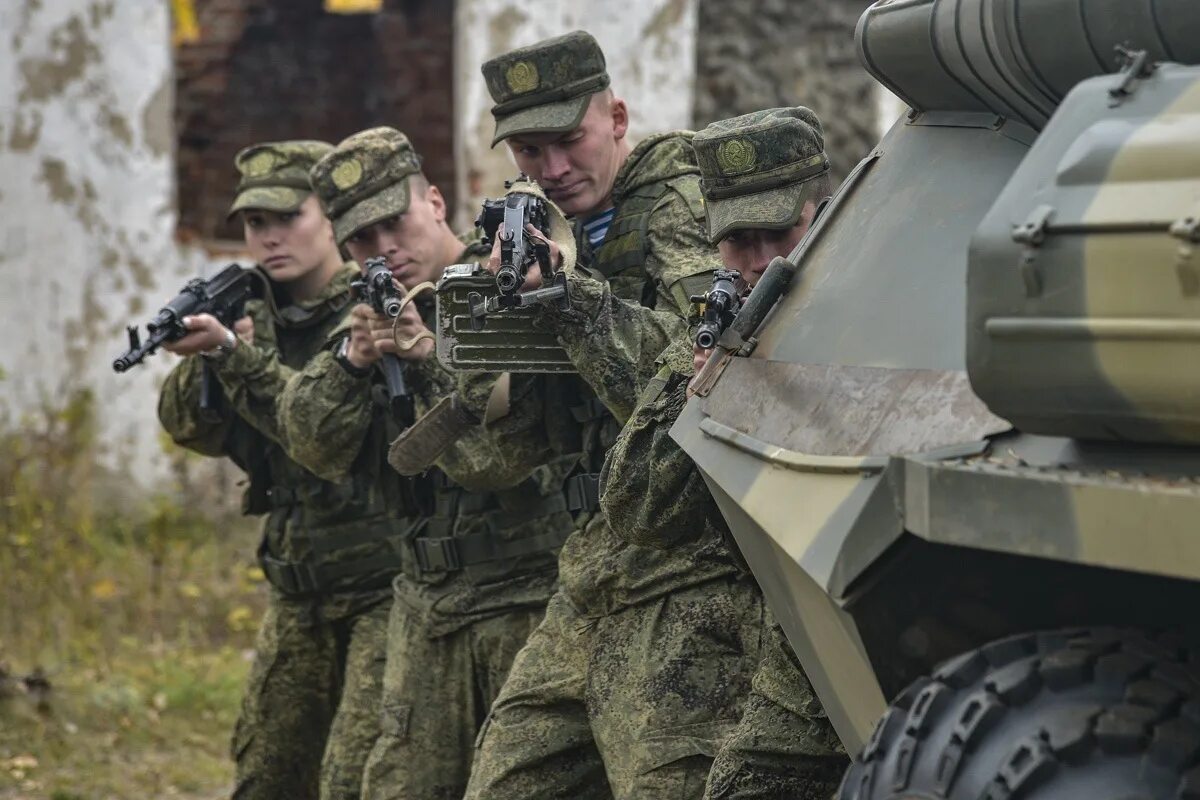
[452,0,699,229]
[0,0,211,488]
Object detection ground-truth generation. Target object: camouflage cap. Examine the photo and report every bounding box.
[482,30,611,147]
[693,107,831,242]
[309,126,423,246]
[227,140,333,218]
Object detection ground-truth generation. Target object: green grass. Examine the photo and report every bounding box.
[0,644,249,800]
[0,388,265,799]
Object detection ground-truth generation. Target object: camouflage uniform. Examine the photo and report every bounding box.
[605,109,850,799]
[283,128,578,800]
[464,33,762,800]
[158,141,418,800]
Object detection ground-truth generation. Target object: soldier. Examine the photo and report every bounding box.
[280,126,578,799]
[157,140,416,800]
[463,32,761,799]
[598,108,850,800]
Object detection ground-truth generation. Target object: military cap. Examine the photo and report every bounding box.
[482,30,611,147]
[693,107,831,242]
[309,126,423,246]
[228,140,333,218]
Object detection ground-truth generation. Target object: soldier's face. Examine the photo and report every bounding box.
[717,201,817,286]
[506,93,630,217]
[242,196,337,284]
[344,183,450,290]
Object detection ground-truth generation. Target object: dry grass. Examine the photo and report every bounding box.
[0,388,266,799]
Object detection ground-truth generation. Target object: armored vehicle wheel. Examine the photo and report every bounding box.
[839,629,1200,800]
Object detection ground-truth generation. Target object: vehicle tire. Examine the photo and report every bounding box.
[839,628,1200,800]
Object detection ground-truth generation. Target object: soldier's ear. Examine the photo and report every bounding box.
[425,184,447,223]
[610,97,629,141]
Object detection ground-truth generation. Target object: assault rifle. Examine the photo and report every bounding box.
[468,176,569,327]
[352,257,413,423]
[113,263,256,419]
[690,269,746,350]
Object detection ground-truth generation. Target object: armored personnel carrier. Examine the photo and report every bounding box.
[672,0,1200,795]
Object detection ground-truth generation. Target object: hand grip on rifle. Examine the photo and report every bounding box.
[352,257,414,423]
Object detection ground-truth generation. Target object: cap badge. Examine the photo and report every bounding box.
[242,150,278,178]
[331,159,364,191]
[716,139,757,175]
[506,61,540,94]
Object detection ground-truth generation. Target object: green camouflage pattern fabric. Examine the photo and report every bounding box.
[465,123,754,798]
[232,592,390,800]
[158,261,415,798]
[599,339,728,549]
[577,131,723,316]
[158,261,412,610]
[483,30,610,145]
[309,127,422,246]
[228,139,333,218]
[464,581,765,800]
[276,237,568,635]
[693,107,830,242]
[277,237,578,797]
[361,600,544,800]
[704,619,847,800]
[529,297,738,619]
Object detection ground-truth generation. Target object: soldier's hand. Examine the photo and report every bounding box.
[162,313,238,357]
[232,315,255,346]
[370,301,434,361]
[485,223,563,291]
[346,303,384,368]
[686,344,714,399]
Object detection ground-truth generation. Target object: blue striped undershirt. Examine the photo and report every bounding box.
[582,207,616,248]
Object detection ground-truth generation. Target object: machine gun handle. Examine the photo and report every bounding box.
[380,354,414,424]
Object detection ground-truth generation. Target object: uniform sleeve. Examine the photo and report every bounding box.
[434,372,567,491]
[208,340,295,445]
[157,354,233,457]
[276,346,376,482]
[538,270,686,425]
[599,342,725,549]
[535,182,720,424]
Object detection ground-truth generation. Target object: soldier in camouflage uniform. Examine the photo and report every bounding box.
[599,108,850,800]
[278,126,578,800]
[463,32,762,799]
[157,141,418,800]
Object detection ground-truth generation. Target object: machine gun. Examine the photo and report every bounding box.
[468,176,569,327]
[113,263,256,420]
[476,179,553,298]
[690,269,746,350]
[352,256,413,423]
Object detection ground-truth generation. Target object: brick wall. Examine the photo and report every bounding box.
[175,0,455,241]
[694,0,879,184]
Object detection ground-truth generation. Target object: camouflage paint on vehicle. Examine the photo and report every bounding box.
[672,0,1200,756]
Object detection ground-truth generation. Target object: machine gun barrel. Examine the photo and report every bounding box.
[476,178,551,297]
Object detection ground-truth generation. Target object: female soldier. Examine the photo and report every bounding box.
[158,140,419,800]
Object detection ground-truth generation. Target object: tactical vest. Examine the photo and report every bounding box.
[236,269,422,598]
[403,281,574,579]
[581,144,708,309]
